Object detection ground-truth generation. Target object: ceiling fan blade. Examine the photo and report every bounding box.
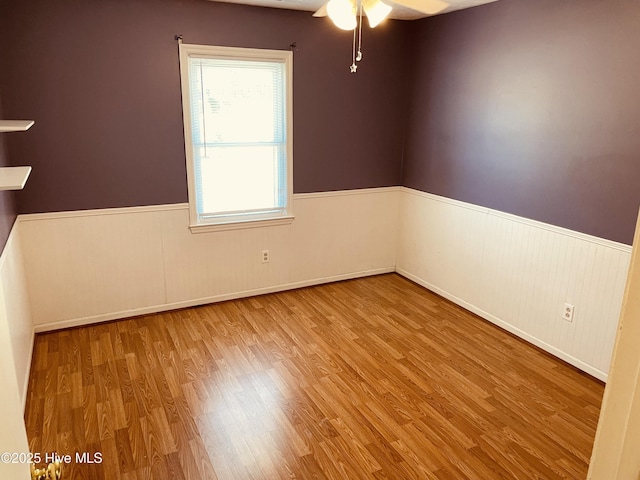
[313,3,328,17]
[391,0,448,15]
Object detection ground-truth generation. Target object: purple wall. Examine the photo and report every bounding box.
[0,95,18,251]
[403,0,640,245]
[0,0,410,214]
[4,0,640,245]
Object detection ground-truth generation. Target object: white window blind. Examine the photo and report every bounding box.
[179,44,293,231]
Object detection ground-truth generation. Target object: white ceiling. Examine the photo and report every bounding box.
[208,0,499,21]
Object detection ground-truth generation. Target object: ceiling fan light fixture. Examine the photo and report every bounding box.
[326,0,357,30]
[363,0,391,28]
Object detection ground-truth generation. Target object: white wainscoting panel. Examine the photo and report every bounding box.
[17,185,629,380]
[19,207,168,327]
[0,281,31,479]
[20,188,400,331]
[0,225,32,476]
[0,226,34,408]
[161,207,293,303]
[397,188,631,381]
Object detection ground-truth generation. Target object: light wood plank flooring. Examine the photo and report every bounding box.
[24,274,604,479]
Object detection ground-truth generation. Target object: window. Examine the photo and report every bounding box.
[179,44,293,232]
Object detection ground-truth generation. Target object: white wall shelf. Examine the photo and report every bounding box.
[0,166,31,191]
[0,120,34,132]
[0,120,35,190]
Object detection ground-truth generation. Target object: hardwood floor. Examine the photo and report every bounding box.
[24,274,604,479]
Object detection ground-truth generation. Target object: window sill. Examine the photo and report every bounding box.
[189,215,295,234]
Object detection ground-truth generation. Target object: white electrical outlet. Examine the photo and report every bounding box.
[563,303,574,322]
[262,250,270,263]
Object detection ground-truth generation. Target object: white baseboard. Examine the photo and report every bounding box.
[21,188,401,330]
[34,267,395,333]
[21,328,35,411]
[397,188,629,380]
[397,268,608,382]
[34,262,609,381]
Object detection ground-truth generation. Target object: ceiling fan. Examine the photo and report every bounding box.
[314,0,449,72]
[313,0,449,29]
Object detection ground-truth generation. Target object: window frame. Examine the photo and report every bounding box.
[178,43,294,233]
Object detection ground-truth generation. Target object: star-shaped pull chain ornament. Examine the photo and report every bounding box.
[350,63,357,73]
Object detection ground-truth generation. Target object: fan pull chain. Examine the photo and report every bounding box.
[350,0,364,73]
[357,0,363,62]
[350,20,357,72]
